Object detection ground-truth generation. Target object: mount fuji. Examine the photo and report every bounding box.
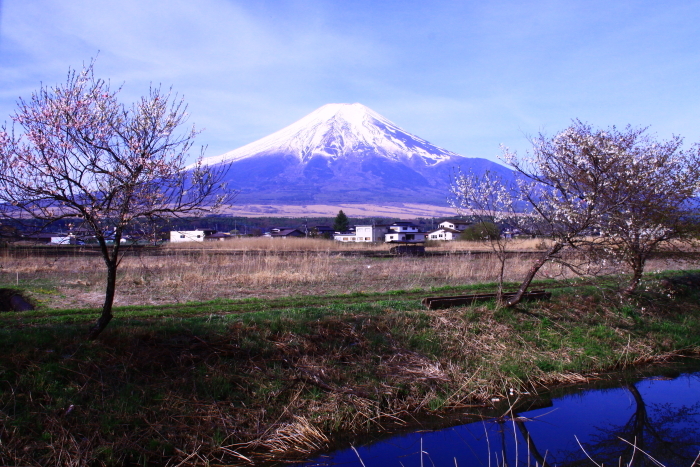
[200,103,511,207]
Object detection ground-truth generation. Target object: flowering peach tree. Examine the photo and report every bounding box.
[501,120,700,299]
[577,125,700,294]
[0,61,232,338]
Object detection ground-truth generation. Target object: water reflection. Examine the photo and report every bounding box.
[298,369,700,466]
[559,377,700,466]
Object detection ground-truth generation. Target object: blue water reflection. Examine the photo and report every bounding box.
[298,370,700,466]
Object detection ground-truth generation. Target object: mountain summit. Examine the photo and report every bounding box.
[202,103,461,167]
[201,103,510,205]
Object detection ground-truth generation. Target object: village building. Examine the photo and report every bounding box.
[384,222,426,243]
[169,229,217,243]
[50,235,72,245]
[501,227,522,239]
[438,219,471,231]
[310,225,335,238]
[266,228,305,238]
[426,227,462,241]
[21,232,69,244]
[205,232,233,241]
[334,222,426,243]
[333,232,357,242]
[353,224,390,242]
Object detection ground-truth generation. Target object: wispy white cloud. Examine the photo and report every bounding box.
[2,0,700,162]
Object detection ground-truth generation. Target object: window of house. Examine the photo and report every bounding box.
[180,235,185,239]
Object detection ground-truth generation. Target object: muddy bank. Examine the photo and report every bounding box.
[0,288,34,312]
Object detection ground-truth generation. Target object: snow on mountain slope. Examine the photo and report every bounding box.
[198,103,461,167]
[198,103,513,206]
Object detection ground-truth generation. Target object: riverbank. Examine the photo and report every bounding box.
[2,271,700,466]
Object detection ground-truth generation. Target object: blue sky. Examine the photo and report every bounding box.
[1,0,699,164]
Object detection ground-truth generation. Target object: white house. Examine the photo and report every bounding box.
[353,225,390,242]
[170,229,216,243]
[50,235,71,245]
[266,228,305,238]
[384,222,426,243]
[333,232,357,242]
[501,227,522,239]
[426,227,461,241]
[334,223,427,243]
[439,220,471,232]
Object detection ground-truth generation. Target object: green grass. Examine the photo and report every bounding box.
[1,271,700,465]
[0,277,585,327]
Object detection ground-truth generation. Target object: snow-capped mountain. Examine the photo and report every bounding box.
[202,103,511,205]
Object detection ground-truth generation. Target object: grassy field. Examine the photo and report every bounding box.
[2,237,696,310]
[1,242,700,465]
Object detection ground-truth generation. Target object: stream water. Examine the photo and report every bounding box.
[297,361,700,466]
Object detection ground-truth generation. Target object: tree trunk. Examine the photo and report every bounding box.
[515,419,551,467]
[88,256,118,340]
[623,255,646,295]
[507,242,564,307]
[624,384,649,464]
[496,251,507,306]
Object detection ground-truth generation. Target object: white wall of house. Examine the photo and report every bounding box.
[354,225,390,242]
[388,224,419,233]
[336,223,426,243]
[384,232,426,242]
[50,236,71,245]
[439,221,470,231]
[170,230,211,243]
[354,226,374,242]
[384,223,425,242]
[334,233,357,242]
[427,228,460,241]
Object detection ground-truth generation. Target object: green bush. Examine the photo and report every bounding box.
[460,222,499,241]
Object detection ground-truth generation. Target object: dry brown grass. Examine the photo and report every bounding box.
[2,239,699,309]
[253,416,330,458]
[164,236,391,251]
[428,237,555,252]
[164,236,553,252]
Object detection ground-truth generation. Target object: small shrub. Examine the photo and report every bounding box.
[460,222,499,241]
